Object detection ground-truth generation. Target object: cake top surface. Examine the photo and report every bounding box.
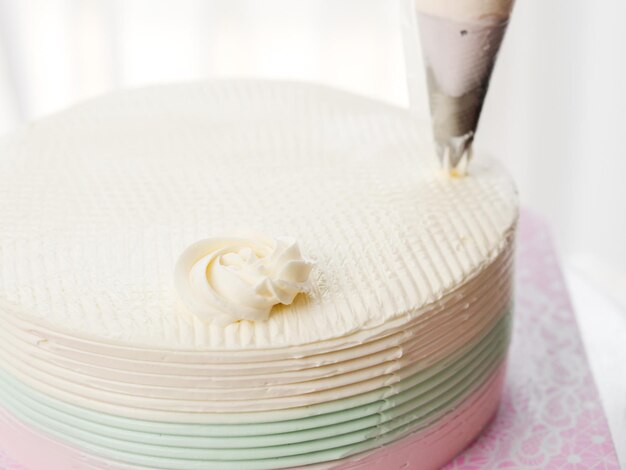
[0,80,517,350]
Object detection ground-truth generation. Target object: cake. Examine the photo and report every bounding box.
[0,81,518,469]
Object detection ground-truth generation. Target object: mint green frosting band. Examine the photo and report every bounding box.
[0,309,510,469]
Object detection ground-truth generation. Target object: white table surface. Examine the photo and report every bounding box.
[564,261,626,469]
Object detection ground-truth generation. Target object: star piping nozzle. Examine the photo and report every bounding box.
[415,0,514,175]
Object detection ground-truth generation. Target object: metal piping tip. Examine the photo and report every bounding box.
[418,12,511,175]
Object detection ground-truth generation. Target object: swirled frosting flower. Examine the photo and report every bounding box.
[174,236,314,325]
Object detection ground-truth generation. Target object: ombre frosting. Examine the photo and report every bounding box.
[0,81,518,469]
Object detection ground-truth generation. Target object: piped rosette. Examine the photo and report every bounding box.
[174,236,314,325]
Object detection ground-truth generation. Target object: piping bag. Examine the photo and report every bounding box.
[414,0,515,175]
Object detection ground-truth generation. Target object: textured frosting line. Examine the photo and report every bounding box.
[0,239,511,365]
[0,247,511,396]
[0,287,509,404]
[0,312,509,449]
[0,81,519,470]
[414,0,514,20]
[307,363,506,470]
[0,350,507,462]
[0,230,514,371]
[174,236,313,325]
[0,348,507,468]
[0,241,514,418]
[0,364,505,470]
[0,81,518,350]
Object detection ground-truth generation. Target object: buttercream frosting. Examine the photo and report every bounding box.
[174,236,313,325]
[0,80,518,469]
[0,81,517,350]
[0,363,506,470]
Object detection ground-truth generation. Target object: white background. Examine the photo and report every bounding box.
[0,0,625,464]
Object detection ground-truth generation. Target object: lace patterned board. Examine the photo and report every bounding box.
[445,211,620,469]
[0,214,619,469]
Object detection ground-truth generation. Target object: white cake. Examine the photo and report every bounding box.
[0,81,517,469]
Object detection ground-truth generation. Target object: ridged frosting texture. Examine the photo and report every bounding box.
[0,81,518,469]
[0,80,517,350]
[0,364,507,470]
[174,236,314,325]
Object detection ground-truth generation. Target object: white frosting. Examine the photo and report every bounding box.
[0,81,517,430]
[0,243,513,417]
[174,236,313,325]
[0,81,518,351]
[414,0,514,21]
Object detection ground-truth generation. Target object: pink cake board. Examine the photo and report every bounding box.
[444,211,620,469]
[0,211,620,470]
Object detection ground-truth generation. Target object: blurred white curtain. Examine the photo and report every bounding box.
[0,0,408,123]
[0,0,20,131]
[0,0,625,286]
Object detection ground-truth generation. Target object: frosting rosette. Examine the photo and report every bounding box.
[174,236,314,325]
